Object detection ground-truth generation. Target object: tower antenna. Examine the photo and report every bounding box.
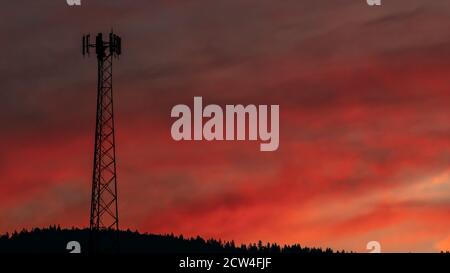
[82,31,122,251]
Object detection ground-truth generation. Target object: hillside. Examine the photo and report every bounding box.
[0,226,335,254]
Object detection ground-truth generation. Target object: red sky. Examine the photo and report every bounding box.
[0,0,449,252]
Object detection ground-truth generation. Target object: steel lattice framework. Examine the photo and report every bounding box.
[83,32,122,232]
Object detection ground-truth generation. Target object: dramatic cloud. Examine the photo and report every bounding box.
[0,0,449,252]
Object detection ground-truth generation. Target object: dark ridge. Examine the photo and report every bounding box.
[0,225,337,254]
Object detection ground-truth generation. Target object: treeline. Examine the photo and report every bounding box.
[0,225,337,254]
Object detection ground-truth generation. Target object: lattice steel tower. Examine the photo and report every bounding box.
[82,31,122,232]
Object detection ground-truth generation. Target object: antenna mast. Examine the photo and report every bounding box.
[82,32,122,236]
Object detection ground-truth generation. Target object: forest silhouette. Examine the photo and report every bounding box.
[0,225,337,254]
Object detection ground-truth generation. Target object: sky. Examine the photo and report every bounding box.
[0,0,449,252]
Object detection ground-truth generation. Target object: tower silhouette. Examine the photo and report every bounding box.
[82,32,122,235]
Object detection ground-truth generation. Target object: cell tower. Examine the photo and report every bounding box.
[82,31,122,234]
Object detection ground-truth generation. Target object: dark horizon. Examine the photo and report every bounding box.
[0,226,336,254]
